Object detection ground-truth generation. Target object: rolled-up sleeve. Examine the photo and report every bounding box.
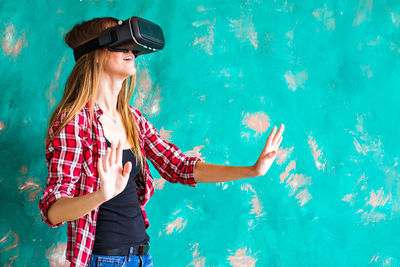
[38,114,83,228]
[140,112,203,187]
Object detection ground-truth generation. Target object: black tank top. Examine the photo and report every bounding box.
[93,137,150,250]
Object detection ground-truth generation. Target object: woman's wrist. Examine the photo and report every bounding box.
[94,189,108,204]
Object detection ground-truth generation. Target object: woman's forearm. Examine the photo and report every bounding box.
[47,190,106,226]
[193,161,257,183]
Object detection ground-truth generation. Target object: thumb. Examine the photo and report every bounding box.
[122,161,132,179]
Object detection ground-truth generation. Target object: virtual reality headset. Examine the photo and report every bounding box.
[73,16,165,61]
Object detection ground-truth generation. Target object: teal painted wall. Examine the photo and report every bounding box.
[1,0,399,266]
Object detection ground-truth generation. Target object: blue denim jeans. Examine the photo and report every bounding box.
[89,252,153,267]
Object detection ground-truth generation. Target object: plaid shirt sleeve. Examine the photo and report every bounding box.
[139,111,203,187]
[38,113,83,228]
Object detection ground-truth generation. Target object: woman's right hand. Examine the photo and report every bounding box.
[97,139,132,202]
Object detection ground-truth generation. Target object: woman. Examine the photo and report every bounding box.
[38,16,284,267]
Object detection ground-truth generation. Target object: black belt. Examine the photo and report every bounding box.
[92,241,150,256]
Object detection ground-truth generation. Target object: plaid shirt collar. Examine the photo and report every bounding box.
[84,100,103,120]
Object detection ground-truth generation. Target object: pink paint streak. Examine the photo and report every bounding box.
[0,121,6,132]
[307,135,327,171]
[193,18,215,55]
[185,145,205,161]
[312,4,336,31]
[188,242,206,267]
[276,146,293,165]
[227,247,258,267]
[153,177,166,190]
[48,55,67,107]
[20,166,28,174]
[284,70,308,91]
[17,176,42,202]
[159,127,172,141]
[135,69,154,111]
[46,242,69,267]
[353,0,373,27]
[295,188,312,207]
[366,187,391,210]
[287,173,313,193]
[352,114,383,156]
[0,230,19,252]
[280,160,296,183]
[241,184,265,218]
[165,214,188,234]
[228,15,258,49]
[280,160,313,206]
[342,193,355,205]
[1,22,28,60]
[242,111,270,137]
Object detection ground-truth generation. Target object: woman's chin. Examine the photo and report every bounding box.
[124,69,136,77]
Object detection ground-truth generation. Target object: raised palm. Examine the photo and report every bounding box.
[97,139,132,201]
[252,124,284,177]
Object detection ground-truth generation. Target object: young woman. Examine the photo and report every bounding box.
[38,16,284,267]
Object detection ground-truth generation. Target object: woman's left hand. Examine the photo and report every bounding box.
[252,124,285,177]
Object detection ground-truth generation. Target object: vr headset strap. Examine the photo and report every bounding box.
[73,38,101,61]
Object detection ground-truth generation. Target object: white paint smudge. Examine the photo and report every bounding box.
[1,22,28,60]
[241,111,270,138]
[295,188,312,207]
[358,209,386,224]
[46,242,69,267]
[284,70,308,91]
[153,177,166,190]
[276,146,293,165]
[193,18,215,55]
[241,184,266,227]
[361,65,373,78]
[228,15,258,49]
[342,193,355,205]
[308,135,328,171]
[312,4,336,31]
[366,187,391,210]
[227,247,259,266]
[352,114,383,156]
[353,0,373,27]
[390,11,400,28]
[366,35,380,46]
[165,214,188,234]
[370,253,399,265]
[192,20,211,27]
[188,242,206,266]
[280,160,313,206]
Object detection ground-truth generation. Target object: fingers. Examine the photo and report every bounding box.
[109,141,116,166]
[102,140,123,175]
[272,124,285,147]
[98,156,105,176]
[264,124,285,154]
[115,139,122,165]
[265,126,277,150]
[276,136,283,150]
[103,147,110,173]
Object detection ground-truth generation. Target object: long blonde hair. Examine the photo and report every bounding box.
[45,16,145,172]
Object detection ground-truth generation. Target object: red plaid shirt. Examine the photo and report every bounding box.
[38,101,202,266]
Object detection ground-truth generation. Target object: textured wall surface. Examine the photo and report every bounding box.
[1,0,399,266]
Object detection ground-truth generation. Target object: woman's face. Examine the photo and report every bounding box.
[101,49,136,79]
